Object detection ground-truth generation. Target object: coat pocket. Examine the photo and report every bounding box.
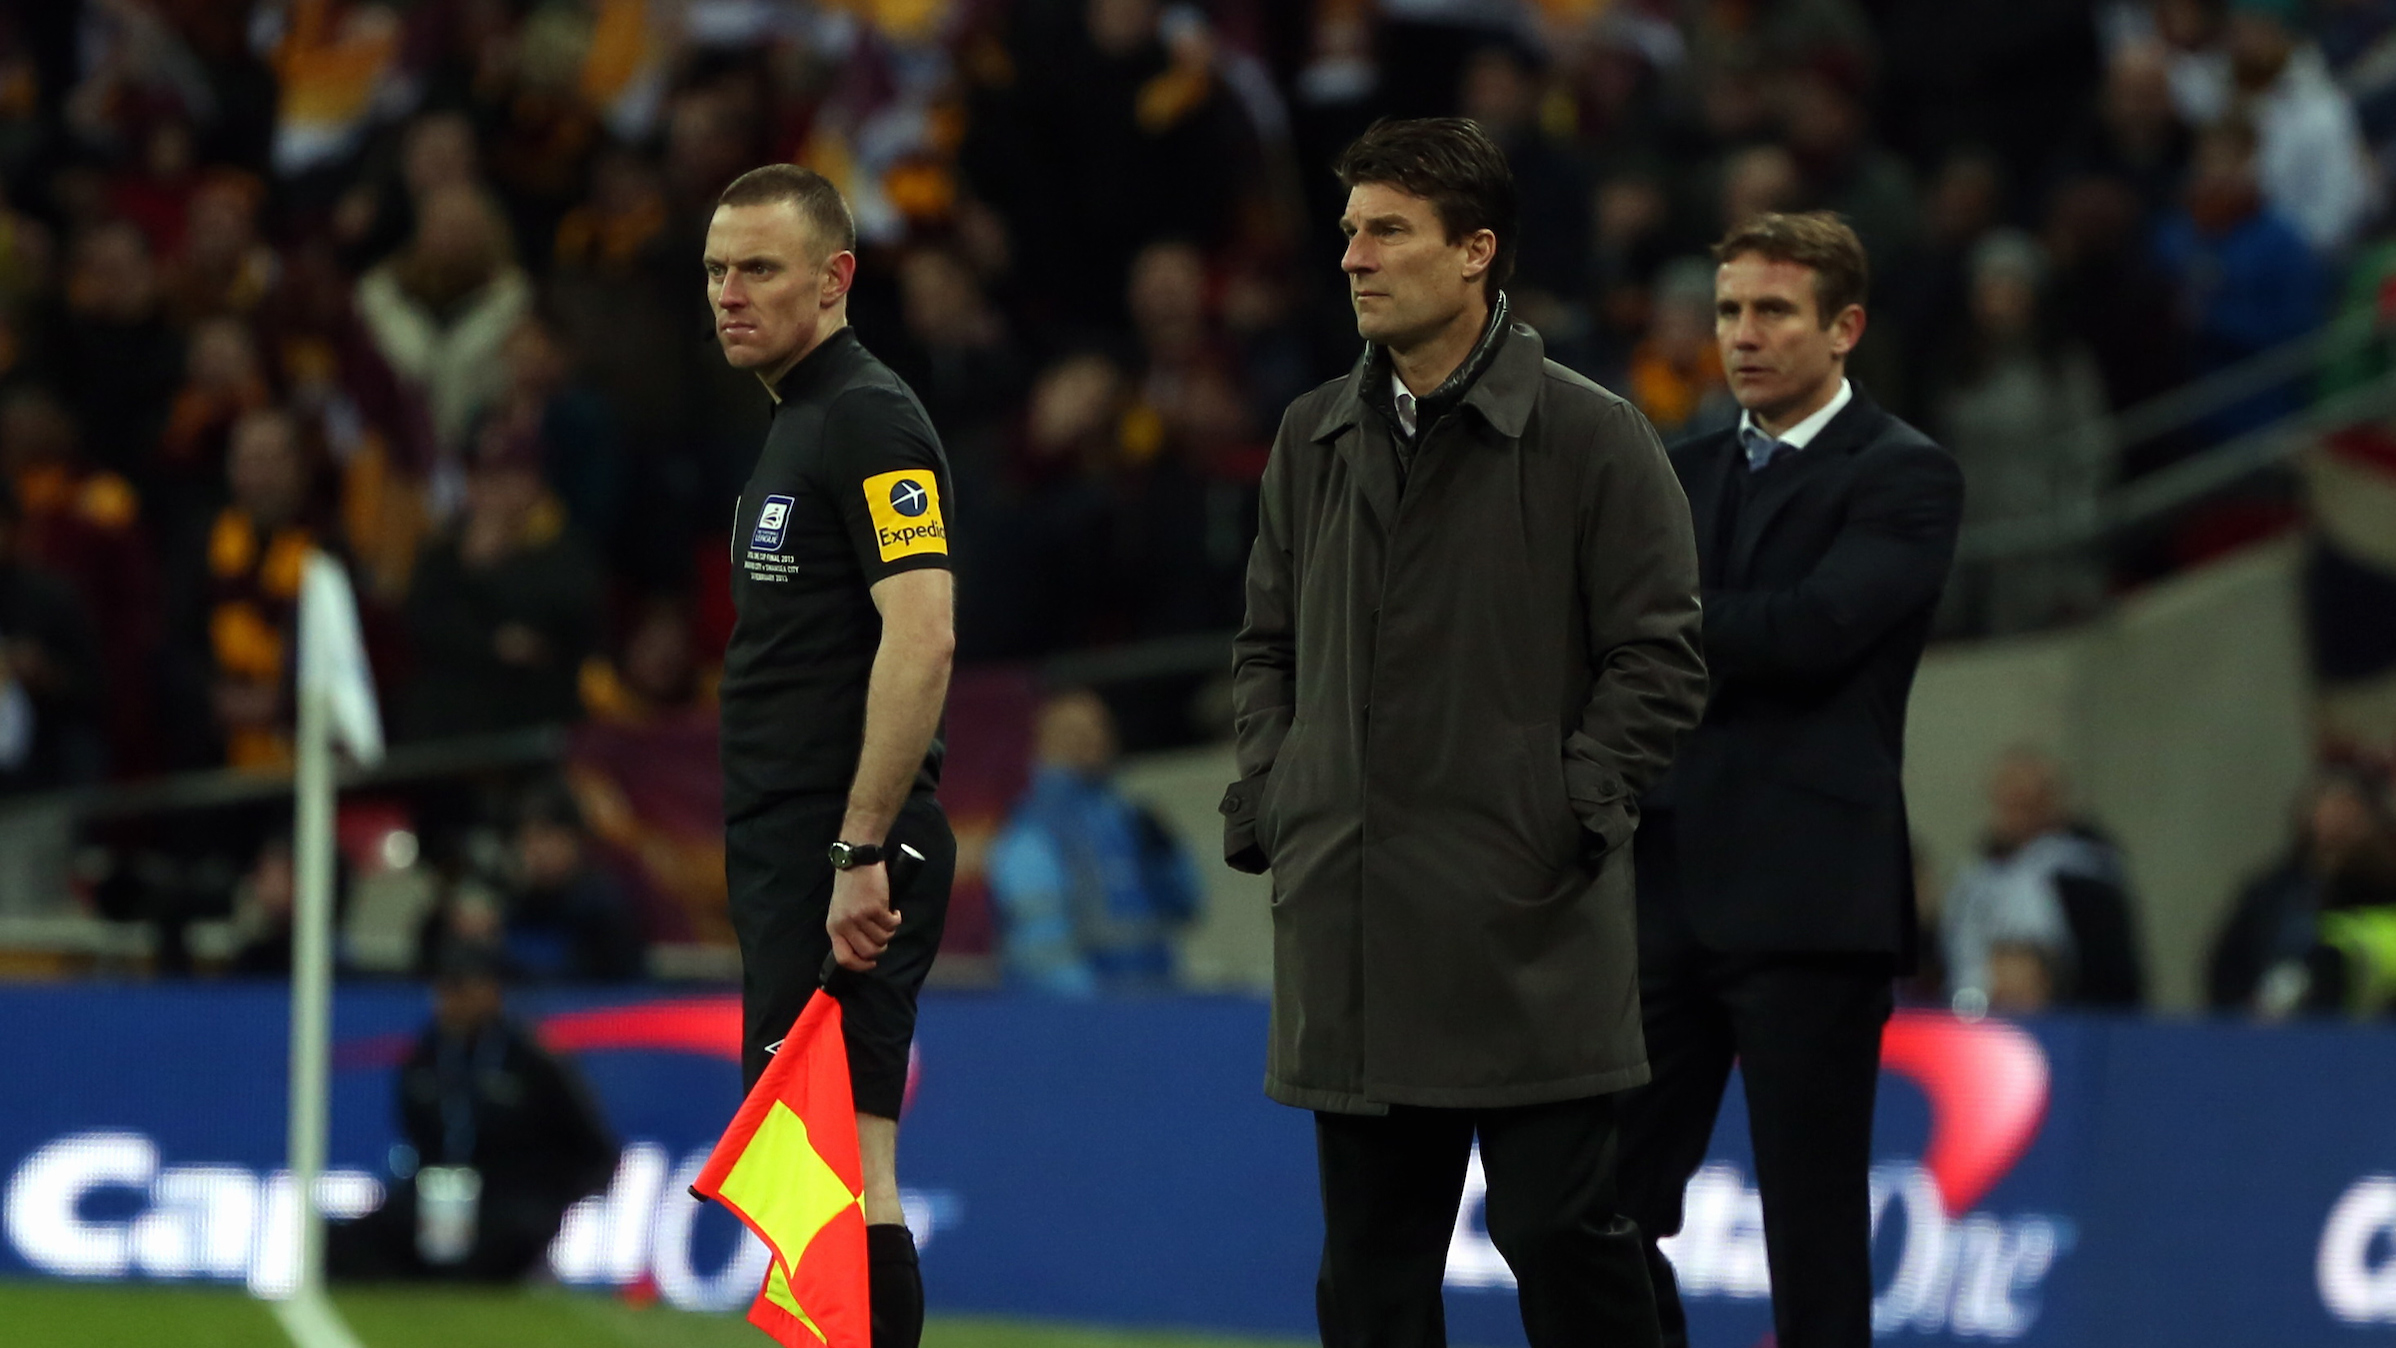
[1519,722,1583,871]
[1260,719,1308,859]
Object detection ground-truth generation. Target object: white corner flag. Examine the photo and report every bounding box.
[275,552,382,1348]
[298,552,384,767]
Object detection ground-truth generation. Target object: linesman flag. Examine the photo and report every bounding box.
[690,989,869,1346]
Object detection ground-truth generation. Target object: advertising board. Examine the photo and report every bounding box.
[1,987,2391,1345]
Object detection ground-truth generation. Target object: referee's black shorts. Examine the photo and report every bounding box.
[725,790,954,1118]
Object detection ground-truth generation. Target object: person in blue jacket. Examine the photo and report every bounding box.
[2150,117,2327,440]
[988,688,1199,995]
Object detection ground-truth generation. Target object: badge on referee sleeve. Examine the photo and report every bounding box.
[861,469,947,563]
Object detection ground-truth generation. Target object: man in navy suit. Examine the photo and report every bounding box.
[1618,212,1964,1348]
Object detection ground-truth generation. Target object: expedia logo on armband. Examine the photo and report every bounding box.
[862,470,948,562]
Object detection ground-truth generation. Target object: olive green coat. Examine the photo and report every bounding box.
[1223,323,1706,1114]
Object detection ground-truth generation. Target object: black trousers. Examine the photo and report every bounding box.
[725,790,955,1117]
[1314,1095,1660,1348]
[1618,819,1894,1348]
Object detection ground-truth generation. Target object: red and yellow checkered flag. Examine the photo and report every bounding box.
[690,990,868,1346]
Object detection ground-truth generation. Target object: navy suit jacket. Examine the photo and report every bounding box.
[1643,387,1965,963]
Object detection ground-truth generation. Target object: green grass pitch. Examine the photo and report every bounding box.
[0,1282,1312,1348]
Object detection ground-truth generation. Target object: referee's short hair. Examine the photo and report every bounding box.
[717,163,857,260]
[1335,117,1517,300]
[1713,211,1869,326]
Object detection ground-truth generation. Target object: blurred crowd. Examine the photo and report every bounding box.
[10,0,2396,795]
[1915,745,2396,1025]
[5,0,2396,996]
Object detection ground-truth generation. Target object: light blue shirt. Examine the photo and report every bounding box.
[1736,377,1852,472]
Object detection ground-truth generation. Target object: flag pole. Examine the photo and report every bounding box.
[275,552,377,1348]
[288,666,336,1300]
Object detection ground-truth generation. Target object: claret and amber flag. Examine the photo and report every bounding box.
[691,989,869,1346]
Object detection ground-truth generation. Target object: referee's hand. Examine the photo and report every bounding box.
[828,864,902,971]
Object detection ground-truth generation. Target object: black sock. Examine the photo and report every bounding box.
[867,1223,923,1348]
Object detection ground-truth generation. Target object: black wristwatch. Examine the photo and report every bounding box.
[827,840,885,871]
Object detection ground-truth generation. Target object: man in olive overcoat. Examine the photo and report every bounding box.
[1223,118,1706,1347]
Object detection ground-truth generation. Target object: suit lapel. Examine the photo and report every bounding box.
[1728,396,1883,580]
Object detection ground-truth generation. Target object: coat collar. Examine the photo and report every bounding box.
[1309,304,1545,446]
[1308,316,1544,533]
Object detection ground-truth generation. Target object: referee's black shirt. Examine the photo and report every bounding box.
[720,327,954,820]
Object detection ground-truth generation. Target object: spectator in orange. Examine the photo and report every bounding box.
[572,601,730,945]
[1457,42,1590,325]
[1123,240,1259,470]
[166,170,278,325]
[103,119,202,258]
[197,408,320,769]
[0,478,106,794]
[157,316,274,526]
[545,149,685,509]
[258,240,436,600]
[478,46,603,273]
[884,243,1026,450]
[332,109,483,272]
[979,352,1126,655]
[59,220,183,474]
[551,147,672,278]
[0,389,160,773]
[1627,257,1735,439]
[397,423,599,741]
[1115,241,1261,640]
[485,315,623,551]
[0,182,55,317]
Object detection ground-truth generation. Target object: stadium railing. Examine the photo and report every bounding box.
[0,726,569,974]
[1954,307,2396,563]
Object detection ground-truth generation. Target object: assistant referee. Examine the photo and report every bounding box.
[705,163,957,1348]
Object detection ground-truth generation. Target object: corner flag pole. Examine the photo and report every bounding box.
[278,554,382,1348]
[287,658,336,1299]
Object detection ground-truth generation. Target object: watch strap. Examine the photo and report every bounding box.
[829,840,885,869]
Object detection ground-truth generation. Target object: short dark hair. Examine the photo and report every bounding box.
[1334,117,1517,298]
[1712,211,1870,324]
[717,163,857,259]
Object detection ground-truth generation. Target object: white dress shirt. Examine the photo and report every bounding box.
[1736,377,1852,471]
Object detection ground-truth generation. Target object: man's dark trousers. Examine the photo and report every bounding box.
[1619,812,1894,1348]
[1314,1094,1660,1348]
